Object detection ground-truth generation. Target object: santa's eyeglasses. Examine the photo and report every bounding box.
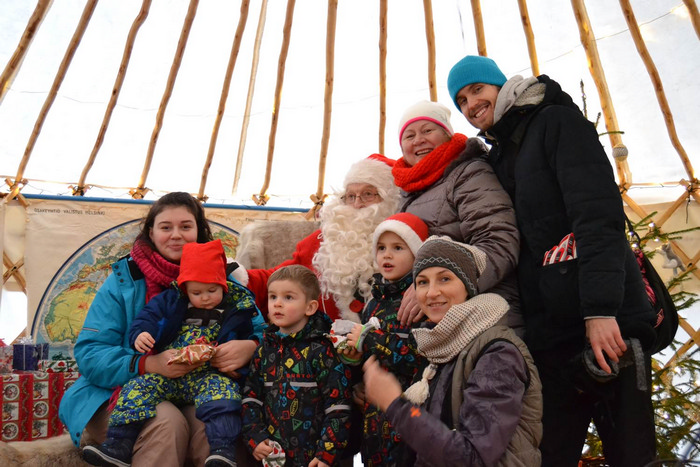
[340,191,380,205]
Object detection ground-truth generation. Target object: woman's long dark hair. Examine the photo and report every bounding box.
[134,192,213,251]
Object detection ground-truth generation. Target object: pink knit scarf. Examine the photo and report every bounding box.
[130,239,180,302]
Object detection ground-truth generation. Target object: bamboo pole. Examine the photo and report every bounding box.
[470,0,487,56]
[253,0,296,206]
[307,0,338,219]
[683,0,700,40]
[517,0,540,76]
[570,0,631,188]
[9,0,97,202]
[378,0,388,155]
[134,0,199,199]
[0,0,53,104]
[197,0,251,201]
[232,0,269,196]
[75,0,152,196]
[423,0,437,101]
[619,0,696,183]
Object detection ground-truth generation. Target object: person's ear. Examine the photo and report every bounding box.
[305,299,319,316]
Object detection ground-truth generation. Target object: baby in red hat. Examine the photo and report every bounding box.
[341,212,430,466]
[83,239,259,467]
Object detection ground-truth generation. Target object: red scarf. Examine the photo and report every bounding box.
[130,239,180,302]
[392,133,467,192]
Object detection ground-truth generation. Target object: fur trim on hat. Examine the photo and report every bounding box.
[343,154,397,199]
[372,212,429,257]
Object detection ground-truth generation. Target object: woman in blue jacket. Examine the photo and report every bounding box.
[59,192,265,466]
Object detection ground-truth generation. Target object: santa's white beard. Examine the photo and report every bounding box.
[312,198,396,320]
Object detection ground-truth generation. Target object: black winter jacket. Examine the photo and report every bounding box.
[483,75,655,351]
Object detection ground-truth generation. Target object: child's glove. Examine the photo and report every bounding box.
[263,440,285,467]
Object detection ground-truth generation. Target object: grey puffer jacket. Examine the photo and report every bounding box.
[399,138,523,332]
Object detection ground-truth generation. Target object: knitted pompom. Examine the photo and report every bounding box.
[403,363,437,404]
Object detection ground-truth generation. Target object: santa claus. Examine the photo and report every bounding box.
[241,154,399,322]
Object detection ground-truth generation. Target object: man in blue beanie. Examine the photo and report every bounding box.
[447,55,657,466]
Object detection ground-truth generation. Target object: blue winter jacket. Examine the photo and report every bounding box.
[59,256,265,446]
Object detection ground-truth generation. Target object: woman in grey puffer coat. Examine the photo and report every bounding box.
[392,100,522,335]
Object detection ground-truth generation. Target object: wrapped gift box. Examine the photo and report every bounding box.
[12,343,49,371]
[37,359,79,374]
[1,371,71,441]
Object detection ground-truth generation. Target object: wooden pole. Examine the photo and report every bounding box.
[76,0,152,196]
[619,0,696,183]
[423,0,437,101]
[683,0,700,40]
[570,0,631,188]
[232,0,269,196]
[517,0,540,76]
[197,0,251,201]
[0,0,53,104]
[378,0,388,155]
[254,0,296,206]
[9,0,98,201]
[307,0,338,219]
[134,0,199,199]
[470,0,487,56]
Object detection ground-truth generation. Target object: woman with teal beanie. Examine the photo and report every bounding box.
[446,55,657,466]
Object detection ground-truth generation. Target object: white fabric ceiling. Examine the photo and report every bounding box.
[0,0,698,207]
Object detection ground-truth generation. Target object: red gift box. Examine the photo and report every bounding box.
[1,371,74,441]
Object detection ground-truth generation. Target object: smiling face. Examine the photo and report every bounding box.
[148,206,198,263]
[455,83,500,131]
[414,267,468,323]
[375,231,415,282]
[267,279,318,334]
[400,120,452,166]
[185,281,224,309]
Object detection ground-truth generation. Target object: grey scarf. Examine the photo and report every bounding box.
[493,75,544,125]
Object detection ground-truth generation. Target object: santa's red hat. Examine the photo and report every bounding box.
[177,239,228,291]
[343,154,396,195]
[372,212,429,257]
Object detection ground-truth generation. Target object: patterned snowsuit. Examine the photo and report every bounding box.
[356,272,426,466]
[109,281,259,450]
[242,311,353,466]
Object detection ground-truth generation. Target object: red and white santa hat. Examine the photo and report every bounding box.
[343,153,396,195]
[398,100,454,142]
[372,212,430,257]
[177,239,228,291]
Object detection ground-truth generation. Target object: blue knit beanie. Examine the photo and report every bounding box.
[447,55,507,109]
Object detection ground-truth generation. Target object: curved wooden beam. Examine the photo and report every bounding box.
[0,0,53,104]
[423,0,437,101]
[254,0,296,206]
[619,0,696,184]
[570,0,631,187]
[683,0,700,40]
[232,0,269,196]
[135,0,199,198]
[75,0,152,196]
[470,0,487,56]
[197,0,251,201]
[307,0,338,219]
[517,0,540,76]
[11,0,97,199]
[378,0,388,155]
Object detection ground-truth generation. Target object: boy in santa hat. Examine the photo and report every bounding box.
[83,239,260,467]
[343,212,430,466]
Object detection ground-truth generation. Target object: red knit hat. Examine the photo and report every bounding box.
[177,239,228,291]
[372,212,429,257]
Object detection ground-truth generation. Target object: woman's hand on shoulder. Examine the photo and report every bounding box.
[210,339,258,376]
[144,349,203,378]
[398,285,424,326]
